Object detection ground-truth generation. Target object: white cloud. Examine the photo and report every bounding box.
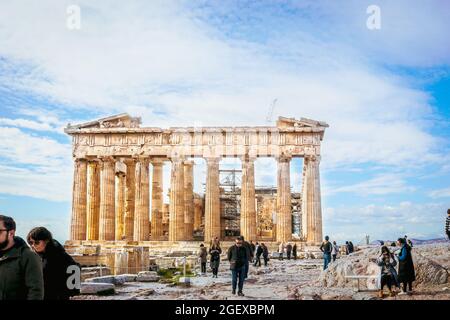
[429,187,450,199]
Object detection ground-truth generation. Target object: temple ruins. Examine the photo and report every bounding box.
[64,114,328,273]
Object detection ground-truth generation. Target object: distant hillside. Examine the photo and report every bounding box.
[370,238,448,245]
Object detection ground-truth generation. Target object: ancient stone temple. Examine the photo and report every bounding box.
[64,114,328,273]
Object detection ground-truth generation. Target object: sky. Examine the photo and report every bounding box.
[0,0,449,244]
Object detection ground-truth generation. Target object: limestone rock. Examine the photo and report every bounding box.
[136,271,161,282]
[81,282,115,295]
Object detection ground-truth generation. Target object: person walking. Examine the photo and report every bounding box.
[376,246,399,298]
[292,243,297,260]
[27,227,80,300]
[198,244,208,275]
[209,241,222,278]
[445,209,450,240]
[331,241,339,262]
[286,243,292,260]
[249,241,256,263]
[254,242,263,267]
[0,215,44,300]
[278,242,284,260]
[319,236,332,270]
[227,236,248,296]
[396,238,416,295]
[262,243,269,266]
[348,241,354,253]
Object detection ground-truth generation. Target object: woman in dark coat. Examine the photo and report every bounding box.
[396,238,415,295]
[27,227,80,300]
[209,242,222,278]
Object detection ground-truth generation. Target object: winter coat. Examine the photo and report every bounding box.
[209,245,222,269]
[243,241,253,260]
[255,245,264,257]
[262,246,269,259]
[39,240,80,300]
[376,254,399,288]
[0,237,44,300]
[198,247,208,263]
[397,244,416,283]
[227,245,248,270]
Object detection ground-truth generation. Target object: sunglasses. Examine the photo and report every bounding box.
[28,240,42,246]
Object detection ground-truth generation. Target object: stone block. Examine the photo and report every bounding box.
[81,282,115,295]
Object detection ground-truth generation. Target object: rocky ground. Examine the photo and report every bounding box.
[73,243,450,300]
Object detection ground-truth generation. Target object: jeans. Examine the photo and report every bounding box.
[332,254,337,262]
[231,266,245,292]
[201,262,206,273]
[244,261,249,278]
[254,255,261,267]
[323,253,331,270]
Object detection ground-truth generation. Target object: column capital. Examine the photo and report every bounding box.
[183,160,195,167]
[240,154,256,163]
[275,154,292,163]
[151,158,165,166]
[204,157,221,165]
[98,156,115,163]
[304,155,321,162]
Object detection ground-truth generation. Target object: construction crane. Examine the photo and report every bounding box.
[266,98,278,124]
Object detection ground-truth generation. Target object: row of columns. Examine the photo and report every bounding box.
[71,155,322,244]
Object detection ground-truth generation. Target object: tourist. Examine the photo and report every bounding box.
[27,227,80,300]
[446,209,450,240]
[286,243,292,260]
[292,243,297,260]
[227,236,248,296]
[209,241,222,278]
[331,241,339,262]
[278,242,284,260]
[0,215,44,300]
[262,243,269,266]
[345,241,350,255]
[198,243,208,275]
[241,236,253,279]
[376,246,399,298]
[254,242,263,267]
[396,238,416,295]
[249,240,256,263]
[319,236,332,270]
[348,241,354,253]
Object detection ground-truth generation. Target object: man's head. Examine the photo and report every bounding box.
[236,236,244,246]
[0,215,16,250]
[447,209,450,215]
[324,235,329,241]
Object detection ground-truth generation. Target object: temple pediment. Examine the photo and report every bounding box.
[276,116,329,129]
[66,113,141,130]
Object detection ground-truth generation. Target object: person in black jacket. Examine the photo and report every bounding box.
[209,242,222,278]
[253,242,263,267]
[0,215,44,300]
[446,209,450,240]
[227,236,248,296]
[27,227,80,300]
[396,237,416,295]
[262,243,269,266]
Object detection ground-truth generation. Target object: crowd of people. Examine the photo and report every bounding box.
[0,215,80,300]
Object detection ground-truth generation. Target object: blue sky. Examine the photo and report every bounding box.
[0,0,449,244]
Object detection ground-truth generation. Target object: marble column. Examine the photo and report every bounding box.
[99,158,116,241]
[276,155,292,243]
[115,170,126,240]
[124,159,136,241]
[193,196,203,231]
[86,160,100,240]
[304,156,323,244]
[240,156,257,241]
[204,157,221,243]
[183,160,194,240]
[151,159,164,240]
[134,158,150,241]
[169,157,185,241]
[70,158,87,241]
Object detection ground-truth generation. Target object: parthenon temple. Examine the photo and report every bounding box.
[64,114,328,271]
